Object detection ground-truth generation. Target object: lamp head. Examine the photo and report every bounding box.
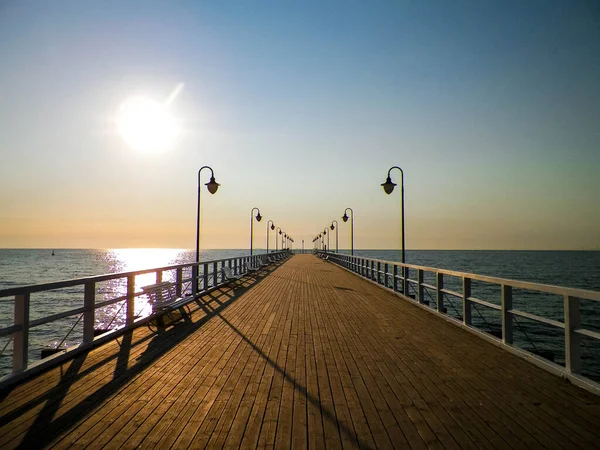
[342,212,348,222]
[381,176,396,195]
[206,176,220,194]
[330,223,335,230]
[255,211,262,222]
[323,229,326,235]
[279,230,282,235]
[270,223,275,231]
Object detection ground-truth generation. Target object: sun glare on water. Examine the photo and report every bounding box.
[116,96,180,153]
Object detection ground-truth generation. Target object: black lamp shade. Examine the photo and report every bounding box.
[206,176,220,194]
[381,176,396,195]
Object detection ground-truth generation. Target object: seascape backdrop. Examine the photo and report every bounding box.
[1,249,599,381]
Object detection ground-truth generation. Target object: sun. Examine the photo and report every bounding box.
[116,96,180,153]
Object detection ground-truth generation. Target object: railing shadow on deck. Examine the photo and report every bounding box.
[0,264,281,449]
[216,312,373,449]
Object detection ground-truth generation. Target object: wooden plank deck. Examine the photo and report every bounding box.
[1,254,600,449]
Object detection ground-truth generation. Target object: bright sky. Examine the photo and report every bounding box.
[1,1,599,250]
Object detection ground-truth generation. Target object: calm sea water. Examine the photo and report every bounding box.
[1,249,599,380]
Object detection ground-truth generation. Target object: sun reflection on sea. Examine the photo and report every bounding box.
[96,248,189,329]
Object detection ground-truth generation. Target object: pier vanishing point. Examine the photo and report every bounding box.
[1,253,600,449]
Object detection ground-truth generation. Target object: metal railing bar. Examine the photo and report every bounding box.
[440,288,462,299]
[0,325,20,338]
[510,309,565,329]
[318,252,600,302]
[576,328,600,341]
[0,255,279,298]
[29,307,87,328]
[468,297,502,311]
[94,295,134,309]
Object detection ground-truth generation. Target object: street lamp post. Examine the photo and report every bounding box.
[250,207,262,256]
[195,166,220,294]
[323,228,329,252]
[330,220,339,253]
[381,166,405,265]
[196,166,220,263]
[342,207,354,256]
[276,227,282,251]
[266,220,275,253]
[381,165,407,294]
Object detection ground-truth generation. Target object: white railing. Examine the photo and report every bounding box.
[318,251,600,393]
[0,251,289,386]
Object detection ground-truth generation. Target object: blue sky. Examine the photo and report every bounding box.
[1,1,599,249]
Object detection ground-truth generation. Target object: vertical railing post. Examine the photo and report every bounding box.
[403,266,410,296]
[501,285,513,345]
[213,262,218,287]
[126,274,135,325]
[176,268,183,297]
[156,270,163,284]
[565,295,581,374]
[418,269,424,303]
[83,281,96,344]
[371,261,376,281]
[234,258,238,275]
[436,272,444,313]
[203,263,209,291]
[384,263,389,287]
[462,277,472,326]
[393,265,398,292]
[377,261,381,284]
[13,293,30,373]
[192,265,198,296]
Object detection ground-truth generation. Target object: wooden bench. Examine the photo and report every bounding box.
[141,282,193,327]
[246,260,264,274]
[220,267,243,287]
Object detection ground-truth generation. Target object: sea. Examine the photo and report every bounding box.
[1,249,599,381]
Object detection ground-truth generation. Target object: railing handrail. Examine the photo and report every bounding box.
[0,261,206,297]
[318,250,600,395]
[323,252,600,302]
[0,250,290,386]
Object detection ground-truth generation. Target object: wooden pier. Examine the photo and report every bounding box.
[1,254,600,449]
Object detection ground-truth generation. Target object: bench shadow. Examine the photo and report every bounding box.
[5,264,280,449]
